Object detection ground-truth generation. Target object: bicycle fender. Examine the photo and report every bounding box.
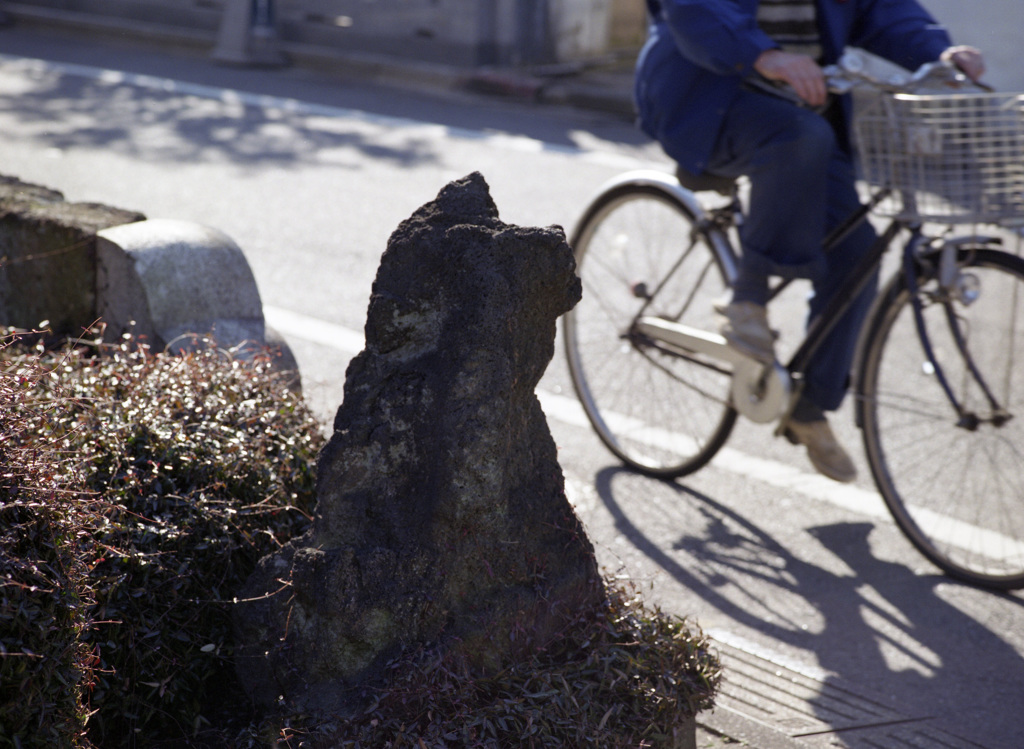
[577,170,739,284]
[589,169,708,218]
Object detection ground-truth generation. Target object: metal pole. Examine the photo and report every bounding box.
[212,0,287,67]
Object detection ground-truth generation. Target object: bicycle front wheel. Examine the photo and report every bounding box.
[563,180,737,478]
[858,248,1024,589]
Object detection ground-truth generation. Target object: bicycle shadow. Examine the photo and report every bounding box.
[592,465,1024,748]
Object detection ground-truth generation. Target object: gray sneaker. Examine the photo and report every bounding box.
[784,417,857,483]
[715,300,778,363]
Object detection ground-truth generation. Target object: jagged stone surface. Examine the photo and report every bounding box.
[235,172,601,712]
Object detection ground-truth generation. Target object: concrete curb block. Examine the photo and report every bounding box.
[96,218,300,388]
[0,173,300,389]
[97,219,264,348]
[0,176,145,335]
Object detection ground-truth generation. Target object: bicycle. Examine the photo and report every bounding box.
[563,54,1024,590]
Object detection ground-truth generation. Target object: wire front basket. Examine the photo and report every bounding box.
[854,91,1024,225]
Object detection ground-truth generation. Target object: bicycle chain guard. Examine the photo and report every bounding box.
[633,315,792,423]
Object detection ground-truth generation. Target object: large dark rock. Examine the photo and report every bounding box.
[235,172,601,713]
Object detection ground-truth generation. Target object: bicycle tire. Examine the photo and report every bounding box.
[857,247,1024,589]
[563,179,737,478]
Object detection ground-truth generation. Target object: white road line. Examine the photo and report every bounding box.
[265,305,364,355]
[265,304,884,514]
[536,388,892,518]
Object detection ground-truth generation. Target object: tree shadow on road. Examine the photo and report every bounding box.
[0,25,657,175]
[0,63,442,169]
[593,465,1024,748]
[1,24,654,154]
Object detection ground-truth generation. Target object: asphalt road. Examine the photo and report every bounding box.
[2,26,1022,749]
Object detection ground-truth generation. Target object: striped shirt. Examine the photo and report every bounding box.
[757,0,822,60]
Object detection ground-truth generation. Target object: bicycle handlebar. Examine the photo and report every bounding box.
[746,52,992,107]
[823,52,992,94]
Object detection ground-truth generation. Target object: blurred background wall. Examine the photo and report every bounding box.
[1,0,1018,87]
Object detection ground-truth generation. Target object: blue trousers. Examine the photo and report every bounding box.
[703,89,879,412]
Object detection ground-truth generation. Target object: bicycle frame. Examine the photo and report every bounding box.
[776,203,1011,431]
[631,171,1006,430]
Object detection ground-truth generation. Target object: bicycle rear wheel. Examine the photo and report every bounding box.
[563,180,737,478]
[858,248,1024,589]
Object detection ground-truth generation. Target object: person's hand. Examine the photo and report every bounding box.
[754,49,827,107]
[941,45,986,82]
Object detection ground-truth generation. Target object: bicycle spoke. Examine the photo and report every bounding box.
[859,248,1024,588]
[637,342,733,406]
[564,182,736,477]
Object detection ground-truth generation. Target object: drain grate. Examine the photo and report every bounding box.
[700,639,985,748]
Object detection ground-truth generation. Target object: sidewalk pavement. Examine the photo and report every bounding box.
[466,61,639,119]
[0,1,640,121]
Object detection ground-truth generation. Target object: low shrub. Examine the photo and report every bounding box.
[260,580,720,749]
[0,340,96,748]
[1,331,324,747]
[3,330,719,749]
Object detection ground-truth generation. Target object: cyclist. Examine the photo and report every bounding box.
[634,0,984,482]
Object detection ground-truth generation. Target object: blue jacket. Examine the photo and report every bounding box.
[636,0,953,173]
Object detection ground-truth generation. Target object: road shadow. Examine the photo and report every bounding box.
[0,25,652,168]
[593,465,1024,748]
[0,63,441,169]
